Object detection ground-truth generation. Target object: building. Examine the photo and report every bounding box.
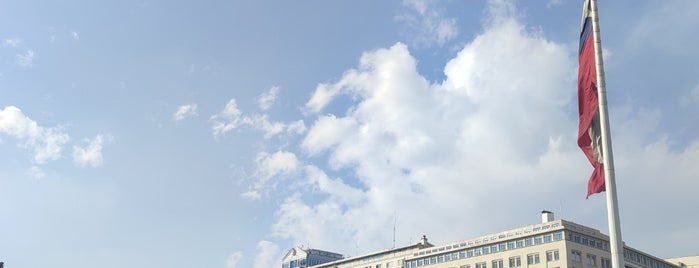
[665,256,699,268]
[281,246,344,268]
[286,211,678,268]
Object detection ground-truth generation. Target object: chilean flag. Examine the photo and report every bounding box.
[578,0,605,198]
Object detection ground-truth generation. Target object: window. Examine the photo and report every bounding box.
[376,264,382,268]
[507,242,515,250]
[587,254,597,266]
[387,261,393,268]
[459,251,466,259]
[492,259,504,268]
[544,234,552,243]
[483,246,489,254]
[553,232,563,241]
[534,237,543,245]
[453,252,458,260]
[445,253,451,261]
[527,254,540,265]
[491,245,498,253]
[476,262,487,268]
[475,248,481,256]
[460,265,470,268]
[546,250,560,262]
[499,243,506,252]
[516,240,524,248]
[601,258,612,268]
[525,238,533,246]
[438,255,444,263]
[509,256,522,267]
[571,250,582,263]
[431,257,437,264]
[417,259,423,267]
[467,250,474,257]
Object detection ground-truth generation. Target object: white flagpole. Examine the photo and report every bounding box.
[589,0,625,268]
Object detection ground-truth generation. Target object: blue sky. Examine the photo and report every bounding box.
[2,0,698,267]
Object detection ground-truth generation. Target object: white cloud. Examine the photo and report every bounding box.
[0,106,70,163]
[396,0,458,47]
[3,38,21,47]
[26,166,46,178]
[243,151,300,200]
[211,99,248,137]
[692,83,699,106]
[16,50,35,67]
[173,104,198,121]
[253,241,279,268]
[257,86,279,110]
[71,31,80,40]
[73,134,112,168]
[263,1,699,258]
[225,252,243,268]
[212,98,306,138]
[546,0,561,8]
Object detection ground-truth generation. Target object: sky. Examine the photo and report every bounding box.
[1,0,698,267]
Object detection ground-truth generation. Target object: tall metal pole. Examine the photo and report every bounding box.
[589,0,625,267]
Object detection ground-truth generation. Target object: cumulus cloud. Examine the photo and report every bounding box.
[243,151,300,200]
[257,86,279,110]
[258,0,699,257]
[173,104,198,121]
[212,98,306,138]
[396,0,458,47]
[0,106,70,163]
[211,99,248,137]
[73,134,112,167]
[225,252,243,268]
[3,38,21,47]
[16,50,35,67]
[253,241,280,268]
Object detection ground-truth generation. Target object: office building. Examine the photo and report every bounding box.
[287,211,679,268]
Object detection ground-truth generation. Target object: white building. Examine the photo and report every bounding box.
[289,211,678,268]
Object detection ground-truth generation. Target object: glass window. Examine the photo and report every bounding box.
[509,256,521,267]
[571,250,582,262]
[475,248,481,256]
[491,245,498,253]
[431,257,436,264]
[527,254,540,264]
[516,240,523,248]
[453,252,459,260]
[459,251,466,259]
[507,242,515,250]
[525,238,533,246]
[492,260,504,268]
[587,254,597,266]
[499,243,506,251]
[467,250,474,257]
[438,255,444,263]
[553,232,563,241]
[534,237,543,245]
[483,246,489,254]
[445,253,451,262]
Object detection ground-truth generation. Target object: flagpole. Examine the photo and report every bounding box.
[589,0,625,268]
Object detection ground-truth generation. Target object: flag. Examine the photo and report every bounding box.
[578,0,605,198]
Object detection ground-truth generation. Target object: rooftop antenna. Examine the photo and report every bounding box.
[393,212,397,248]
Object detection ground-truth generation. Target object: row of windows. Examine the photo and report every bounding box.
[567,233,674,268]
[414,224,561,257]
[406,231,563,268]
[412,251,559,268]
[624,249,673,268]
[405,249,560,268]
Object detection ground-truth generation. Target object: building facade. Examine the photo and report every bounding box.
[288,211,678,268]
[281,247,344,268]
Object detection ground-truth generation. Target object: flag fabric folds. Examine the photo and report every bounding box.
[578,0,605,198]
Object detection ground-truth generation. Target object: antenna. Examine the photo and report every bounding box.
[393,212,397,248]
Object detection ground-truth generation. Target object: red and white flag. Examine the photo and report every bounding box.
[578,0,605,198]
